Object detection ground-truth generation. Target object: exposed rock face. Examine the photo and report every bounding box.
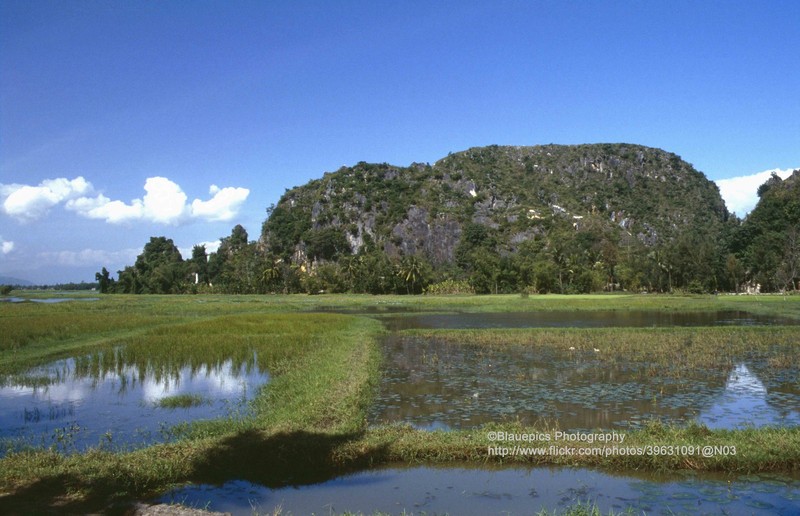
[260,144,730,267]
[385,206,462,264]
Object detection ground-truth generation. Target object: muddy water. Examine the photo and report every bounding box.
[0,353,268,455]
[369,335,800,431]
[160,465,800,515]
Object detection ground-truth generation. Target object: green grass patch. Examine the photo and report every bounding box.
[154,394,209,409]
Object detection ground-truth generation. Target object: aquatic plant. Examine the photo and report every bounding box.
[154,394,209,409]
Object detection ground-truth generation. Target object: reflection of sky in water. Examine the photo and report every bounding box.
[161,466,800,516]
[0,356,269,455]
[698,363,800,429]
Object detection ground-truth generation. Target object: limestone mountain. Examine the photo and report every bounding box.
[261,144,729,287]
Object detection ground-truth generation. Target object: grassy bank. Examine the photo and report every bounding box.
[0,294,798,513]
[0,311,383,513]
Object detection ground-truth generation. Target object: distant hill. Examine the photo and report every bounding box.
[259,143,732,293]
[0,275,32,286]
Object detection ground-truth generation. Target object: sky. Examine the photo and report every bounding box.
[1,1,799,285]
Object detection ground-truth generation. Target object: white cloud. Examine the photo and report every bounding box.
[1,177,92,222]
[66,195,144,224]
[190,185,250,222]
[1,236,14,255]
[179,240,222,259]
[2,175,248,225]
[716,168,796,217]
[142,177,189,224]
[199,239,222,254]
[66,177,249,225]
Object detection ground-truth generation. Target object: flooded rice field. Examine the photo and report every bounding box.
[0,349,268,455]
[380,310,799,330]
[0,296,100,303]
[160,465,800,515]
[369,335,800,431]
[3,305,798,513]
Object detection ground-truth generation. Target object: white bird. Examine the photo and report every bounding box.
[593,348,600,353]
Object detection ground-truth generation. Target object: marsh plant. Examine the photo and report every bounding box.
[155,394,210,409]
[49,422,82,454]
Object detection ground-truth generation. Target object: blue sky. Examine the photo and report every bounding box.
[2,0,799,284]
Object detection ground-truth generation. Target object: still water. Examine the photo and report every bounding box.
[0,351,269,455]
[160,465,800,515]
[380,310,799,330]
[369,335,800,431]
[0,297,100,303]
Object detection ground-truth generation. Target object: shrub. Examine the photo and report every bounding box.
[424,279,475,295]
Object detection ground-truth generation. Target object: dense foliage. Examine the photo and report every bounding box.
[731,171,800,292]
[99,145,799,295]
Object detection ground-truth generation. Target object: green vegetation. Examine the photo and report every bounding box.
[0,294,798,513]
[155,394,209,409]
[402,326,800,375]
[732,170,800,292]
[96,145,800,296]
[0,301,382,512]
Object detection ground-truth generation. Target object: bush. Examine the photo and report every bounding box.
[424,279,475,295]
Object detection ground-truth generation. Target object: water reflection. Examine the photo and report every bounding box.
[0,297,100,303]
[370,336,800,431]
[0,352,269,455]
[160,466,800,515]
[699,364,800,428]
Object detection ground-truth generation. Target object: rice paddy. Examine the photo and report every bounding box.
[369,329,800,432]
[0,292,798,513]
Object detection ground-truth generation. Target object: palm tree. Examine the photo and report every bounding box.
[341,255,363,292]
[397,255,422,294]
[261,257,282,291]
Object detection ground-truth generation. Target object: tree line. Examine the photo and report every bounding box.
[98,172,799,296]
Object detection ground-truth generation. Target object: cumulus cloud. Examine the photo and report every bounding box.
[179,240,222,259]
[66,177,249,225]
[715,167,796,217]
[65,176,191,225]
[1,177,92,222]
[66,195,144,224]
[2,175,248,225]
[1,236,14,255]
[190,185,250,222]
[63,177,248,225]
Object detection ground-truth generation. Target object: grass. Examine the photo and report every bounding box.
[0,293,798,513]
[155,394,209,409]
[400,326,800,375]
